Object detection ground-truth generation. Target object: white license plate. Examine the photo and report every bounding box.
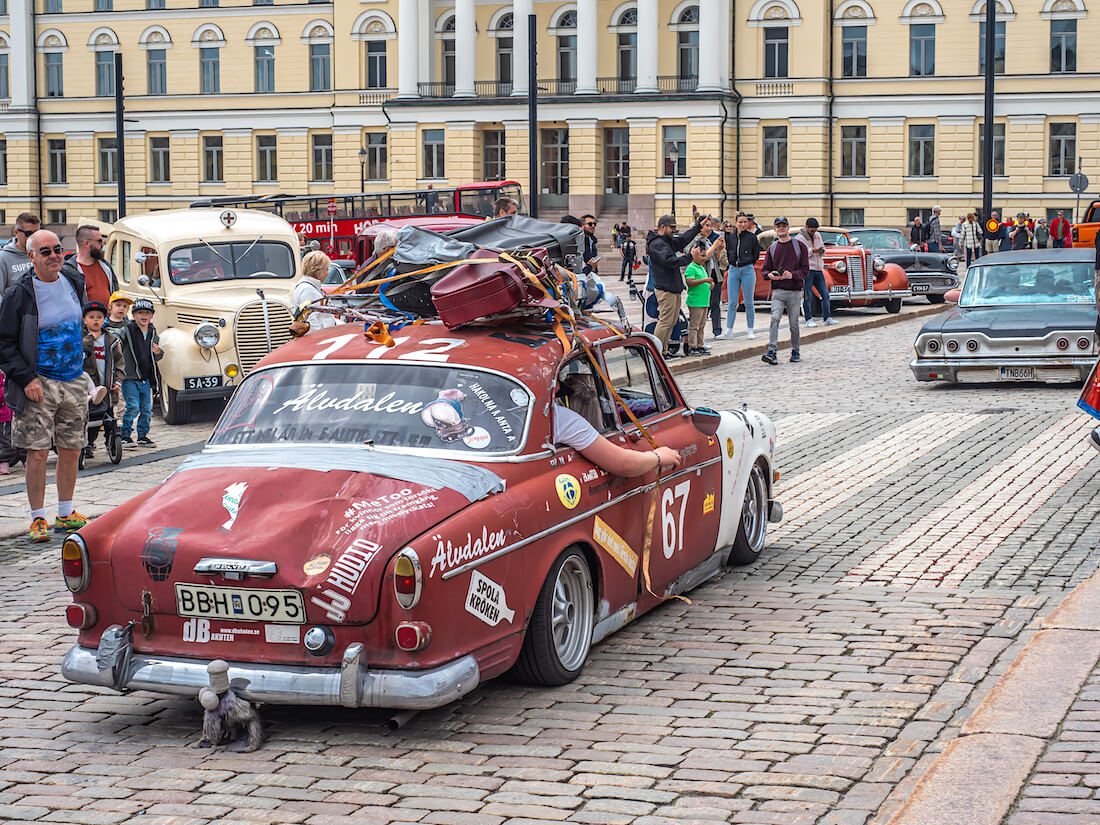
[829,286,850,294]
[911,284,931,293]
[175,583,306,624]
[183,375,223,391]
[1000,367,1035,381]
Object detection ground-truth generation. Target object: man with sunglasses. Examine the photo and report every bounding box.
[0,212,40,303]
[0,229,91,542]
[61,225,118,307]
[580,215,600,275]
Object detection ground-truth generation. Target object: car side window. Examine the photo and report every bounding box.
[603,345,675,422]
[555,355,616,433]
[118,241,129,283]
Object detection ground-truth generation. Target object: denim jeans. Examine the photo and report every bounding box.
[122,379,152,439]
[621,255,634,279]
[725,264,756,331]
[802,270,831,321]
[927,240,940,253]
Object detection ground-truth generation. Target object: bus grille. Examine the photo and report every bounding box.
[234,301,293,375]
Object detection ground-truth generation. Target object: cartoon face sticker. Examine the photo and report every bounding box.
[420,389,473,444]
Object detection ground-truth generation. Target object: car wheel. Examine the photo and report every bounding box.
[885,298,903,314]
[729,463,768,565]
[928,294,946,304]
[160,384,192,426]
[108,433,123,465]
[513,549,594,686]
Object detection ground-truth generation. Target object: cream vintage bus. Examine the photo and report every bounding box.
[105,208,299,425]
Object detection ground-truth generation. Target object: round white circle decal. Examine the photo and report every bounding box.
[510,389,529,406]
[463,427,491,449]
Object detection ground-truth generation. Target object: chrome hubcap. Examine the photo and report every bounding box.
[550,555,593,672]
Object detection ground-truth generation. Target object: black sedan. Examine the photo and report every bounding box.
[910,249,1097,384]
[849,227,959,303]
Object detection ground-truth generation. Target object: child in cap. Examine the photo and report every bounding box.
[82,301,125,459]
[106,291,133,338]
[115,298,163,446]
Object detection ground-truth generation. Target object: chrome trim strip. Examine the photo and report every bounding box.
[911,356,1093,368]
[440,456,722,580]
[194,557,278,579]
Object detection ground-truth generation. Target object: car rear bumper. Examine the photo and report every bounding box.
[62,626,480,710]
[910,356,1092,384]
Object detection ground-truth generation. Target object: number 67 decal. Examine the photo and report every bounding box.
[661,480,691,559]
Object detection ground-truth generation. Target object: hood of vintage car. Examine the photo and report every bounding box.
[109,464,477,625]
[924,304,1097,338]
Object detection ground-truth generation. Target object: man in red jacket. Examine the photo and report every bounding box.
[761,217,809,366]
[1051,210,1071,249]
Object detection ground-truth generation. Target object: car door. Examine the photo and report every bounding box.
[598,339,722,601]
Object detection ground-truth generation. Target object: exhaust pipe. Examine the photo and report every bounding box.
[387,710,418,730]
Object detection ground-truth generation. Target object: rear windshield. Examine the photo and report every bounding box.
[210,363,532,455]
[168,241,295,285]
[960,262,1095,307]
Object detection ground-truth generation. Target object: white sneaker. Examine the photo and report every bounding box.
[805,319,818,328]
[824,318,839,326]
[720,329,734,339]
[746,329,756,339]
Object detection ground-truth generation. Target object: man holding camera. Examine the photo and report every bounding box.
[761,217,809,366]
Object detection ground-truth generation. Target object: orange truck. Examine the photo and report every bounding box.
[1071,199,1100,248]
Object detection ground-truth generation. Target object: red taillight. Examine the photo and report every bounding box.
[66,603,97,629]
[395,621,432,652]
[393,549,422,609]
[1057,337,1070,350]
[62,536,89,593]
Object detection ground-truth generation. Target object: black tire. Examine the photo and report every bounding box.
[729,463,769,566]
[512,549,594,686]
[108,433,123,465]
[928,294,946,304]
[160,385,191,425]
[885,298,903,314]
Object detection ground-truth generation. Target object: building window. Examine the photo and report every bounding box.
[203,135,223,182]
[200,48,220,94]
[45,53,63,97]
[310,44,331,92]
[978,122,1005,177]
[677,31,699,81]
[199,0,218,6]
[541,127,569,195]
[762,126,787,178]
[256,134,277,182]
[99,209,117,223]
[48,138,66,183]
[149,136,170,183]
[45,0,61,11]
[979,21,1005,75]
[840,125,866,177]
[95,51,115,97]
[441,39,456,88]
[255,45,275,93]
[663,125,686,176]
[910,24,935,77]
[0,54,9,100]
[423,128,445,178]
[1050,123,1076,176]
[0,139,6,185]
[254,0,273,4]
[147,0,165,8]
[94,0,111,9]
[605,126,629,196]
[147,49,166,95]
[366,41,387,88]
[312,134,333,182]
[483,129,506,181]
[841,26,866,79]
[908,124,935,177]
[618,34,637,88]
[764,27,788,79]
[1051,20,1076,73]
[839,208,864,227]
[496,37,512,89]
[1047,207,1073,224]
[48,209,67,225]
[557,35,577,91]
[98,137,118,183]
[364,133,387,180]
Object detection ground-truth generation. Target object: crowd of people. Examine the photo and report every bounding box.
[905,207,1074,267]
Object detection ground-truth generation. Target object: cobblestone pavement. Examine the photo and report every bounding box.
[2,314,1098,824]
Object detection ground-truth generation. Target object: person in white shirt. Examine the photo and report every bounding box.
[293,251,338,330]
[553,405,680,476]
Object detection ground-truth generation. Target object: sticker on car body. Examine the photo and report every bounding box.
[593,516,638,576]
[464,570,515,626]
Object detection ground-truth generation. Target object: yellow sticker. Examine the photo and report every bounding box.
[555,474,581,509]
[703,493,715,514]
[726,437,735,458]
[593,516,638,576]
[706,435,716,446]
[303,554,331,576]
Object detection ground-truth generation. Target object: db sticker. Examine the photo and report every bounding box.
[303,554,331,576]
[726,437,735,458]
[555,474,581,509]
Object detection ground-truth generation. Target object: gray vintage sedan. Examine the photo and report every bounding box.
[848,227,959,303]
[910,249,1097,384]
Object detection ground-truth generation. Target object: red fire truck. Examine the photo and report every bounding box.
[191,181,523,262]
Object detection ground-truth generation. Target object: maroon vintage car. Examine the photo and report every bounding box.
[61,322,781,710]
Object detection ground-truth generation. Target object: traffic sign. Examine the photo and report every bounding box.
[1070,173,1089,194]
[327,199,337,216]
[985,218,999,234]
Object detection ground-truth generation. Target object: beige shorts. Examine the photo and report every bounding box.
[13,374,89,451]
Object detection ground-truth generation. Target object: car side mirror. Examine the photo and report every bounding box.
[690,406,722,437]
[944,288,961,303]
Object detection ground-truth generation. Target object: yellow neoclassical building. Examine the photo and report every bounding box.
[0,0,1096,232]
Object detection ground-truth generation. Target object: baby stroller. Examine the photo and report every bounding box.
[79,395,123,470]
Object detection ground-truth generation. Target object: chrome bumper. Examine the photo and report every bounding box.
[906,274,958,295]
[910,356,1093,383]
[62,625,480,710]
[830,288,911,301]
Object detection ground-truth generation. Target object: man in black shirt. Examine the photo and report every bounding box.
[1010,213,1033,251]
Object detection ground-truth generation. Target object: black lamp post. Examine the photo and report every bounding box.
[358,147,367,194]
[667,142,680,218]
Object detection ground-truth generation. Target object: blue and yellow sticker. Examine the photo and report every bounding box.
[555,473,581,509]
